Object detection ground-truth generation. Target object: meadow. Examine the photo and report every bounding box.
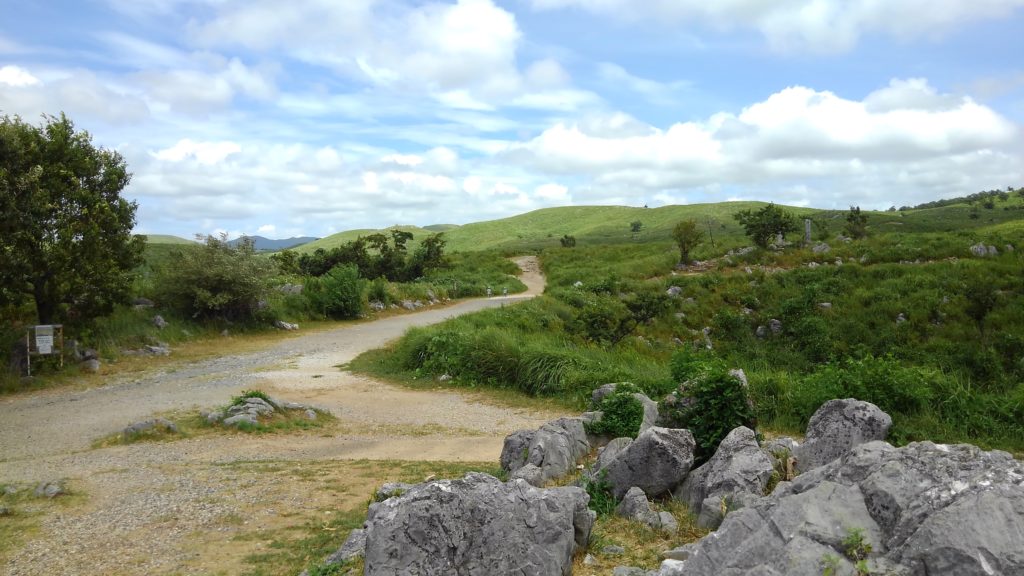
[352,190,1024,453]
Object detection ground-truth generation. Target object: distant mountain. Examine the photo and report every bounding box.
[228,235,319,251]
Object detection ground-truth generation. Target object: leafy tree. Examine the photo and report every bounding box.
[270,249,301,275]
[672,220,703,264]
[844,205,869,239]
[630,220,642,234]
[0,113,144,325]
[560,234,576,248]
[733,203,797,248]
[406,233,447,278]
[155,234,276,321]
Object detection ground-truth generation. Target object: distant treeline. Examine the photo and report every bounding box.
[900,186,1022,211]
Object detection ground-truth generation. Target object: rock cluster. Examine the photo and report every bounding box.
[307,390,1023,576]
[204,395,319,428]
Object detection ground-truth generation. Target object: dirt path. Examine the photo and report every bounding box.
[0,257,562,575]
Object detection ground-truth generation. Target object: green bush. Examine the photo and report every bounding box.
[667,363,755,462]
[305,264,367,319]
[572,295,636,344]
[154,235,277,322]
[586,384,644,438]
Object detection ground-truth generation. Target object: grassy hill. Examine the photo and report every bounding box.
[142,234,196,245]
[292,195,1024,256]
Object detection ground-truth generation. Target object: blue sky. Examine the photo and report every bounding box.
[2,0,1023,240]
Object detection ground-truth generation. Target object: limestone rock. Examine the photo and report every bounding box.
[152,315,167,329]
[80,359,101,373]
[674,426,774,528]
[223,413,257,427]
[660,439,1024,575]
[274,320,299,330]
[362,472,593,576]
[616,486,661,529]
[35,481,65,498]
[500,429,535,473]
[599,427,695,500]
[323,528,366,565]
[794,398,891,473]
[521,418,590,484]
[123,417,178,437]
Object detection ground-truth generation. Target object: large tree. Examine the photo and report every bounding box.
[0,113,144,325]
[672,219,704,264]
[733,203,798,248]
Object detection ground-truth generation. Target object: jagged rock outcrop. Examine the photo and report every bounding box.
[674,426,774,528]
[500,417,590,485]
[362,472,594,576]
[658,440,1024,576]
[794,398,891,473]
[597,426,696,499]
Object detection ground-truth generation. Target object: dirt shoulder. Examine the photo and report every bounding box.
[0,256,560,576]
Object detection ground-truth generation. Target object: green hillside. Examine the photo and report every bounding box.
[291,192,1024,256]
[142,234,196,245]
[294,225,432,254]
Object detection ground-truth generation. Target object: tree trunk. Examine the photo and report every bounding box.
[33,280,56,325]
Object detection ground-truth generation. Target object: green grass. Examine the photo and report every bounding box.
[142,234,198,245]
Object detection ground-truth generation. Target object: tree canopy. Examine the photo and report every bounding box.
[672,220,703,264]
[0,113,144,325]
[733,203,798,248]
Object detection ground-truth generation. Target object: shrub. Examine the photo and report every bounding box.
[154,235,276,322]
[681,368,756,461]
[305,264,367,319]
[586,384,644,439]
[367,277,391,304]
[733,203,798,248]
[572,296,635,344]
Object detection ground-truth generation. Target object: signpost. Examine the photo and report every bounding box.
[25,324,63,376]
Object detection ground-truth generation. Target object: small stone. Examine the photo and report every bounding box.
[223,413,258,427]
[0,505,10,516]
[613,567,647,576]
[818,302,832,310]
[602,545,626,556]
[896,313,907,324]
[152,315,168,329]
[768,318,783,335]
[583,554,598,566]
[304,409,317,420]
[35,481,65,499]
[80,358,101,373]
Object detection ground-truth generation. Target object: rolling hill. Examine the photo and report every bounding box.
[227,235,319,251]
[286,194,1024,255]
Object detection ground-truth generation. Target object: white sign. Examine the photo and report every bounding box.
[36,325,54,354]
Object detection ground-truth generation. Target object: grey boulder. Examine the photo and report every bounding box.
[502,418,590,484]
[123,417,178,436]
[795,398,891,473]
[616,487,677,533]
[674,426,774,528]
[363,472,593,576]
[598,427,695,500]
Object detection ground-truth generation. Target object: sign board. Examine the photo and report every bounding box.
[35,325,54,354]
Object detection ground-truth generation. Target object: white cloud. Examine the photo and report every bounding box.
[0,68,150,124]
[535,183,569,201]
[184,0,590,111]
[153,139,242,164]
[257,224,276,234]
[0,65,40,87]
[505,79,1022,208]
[527,0,1024,53]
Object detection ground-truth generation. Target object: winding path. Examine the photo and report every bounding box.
[0,256,562,576]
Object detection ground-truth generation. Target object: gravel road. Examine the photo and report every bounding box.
[0,256,562,575]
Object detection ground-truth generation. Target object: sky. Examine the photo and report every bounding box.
[2,0,1023,240]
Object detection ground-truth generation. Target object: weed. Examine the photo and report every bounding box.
[585,384,644,439]
[582,471,617,517]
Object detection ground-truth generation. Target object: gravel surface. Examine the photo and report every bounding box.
[0,258,563,575]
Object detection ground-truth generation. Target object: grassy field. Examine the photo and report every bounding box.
[351,192,1024,454]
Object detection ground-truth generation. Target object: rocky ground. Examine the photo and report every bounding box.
[0,257,563,576]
